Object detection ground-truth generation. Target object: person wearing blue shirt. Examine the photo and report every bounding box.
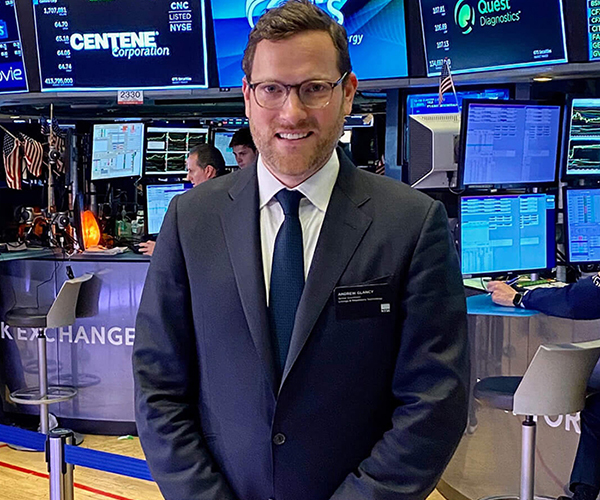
[488,275,600,500]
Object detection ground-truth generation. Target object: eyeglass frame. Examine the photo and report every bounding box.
[246,72,349,110]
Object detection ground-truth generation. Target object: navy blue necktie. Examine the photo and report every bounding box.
[269,189,305,377]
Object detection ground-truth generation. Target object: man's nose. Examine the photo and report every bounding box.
[279,88,308,124]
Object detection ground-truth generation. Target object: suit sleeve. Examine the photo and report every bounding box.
[522,275,600,320]
[330,200,470,500]
[133,196,237,500]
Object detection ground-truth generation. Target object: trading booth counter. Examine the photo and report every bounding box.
[0,251,150,434]
[440,299,600,500]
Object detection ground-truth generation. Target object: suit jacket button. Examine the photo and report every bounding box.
[273,433,286,446]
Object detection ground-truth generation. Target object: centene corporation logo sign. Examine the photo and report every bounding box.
[245,0,347,28]
[454,0,476,34]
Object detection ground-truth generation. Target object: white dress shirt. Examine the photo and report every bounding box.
[258,152,340,304]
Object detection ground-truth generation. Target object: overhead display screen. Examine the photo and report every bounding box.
[589,3,600,60]
[566,99,600,177]
[210,0,408,87]
[420,0,568,76]
[0,1,28,93]
[91,123,144,181]
[33,0,208,91]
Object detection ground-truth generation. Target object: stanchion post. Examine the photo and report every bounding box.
[47,429,74,500]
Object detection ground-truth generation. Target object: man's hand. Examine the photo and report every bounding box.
[486,281,518,307]
[139,241,156,256]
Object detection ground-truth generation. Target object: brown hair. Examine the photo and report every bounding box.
[229,127,256,152]
[242,0,351,82]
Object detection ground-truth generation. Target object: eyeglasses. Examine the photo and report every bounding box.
[248,72,348,110]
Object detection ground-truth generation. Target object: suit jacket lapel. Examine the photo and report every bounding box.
[221,167,276,393]
[281,156,372,388]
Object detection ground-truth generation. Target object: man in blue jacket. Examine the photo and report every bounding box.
[488,276,600,500]
[133,1,469,499]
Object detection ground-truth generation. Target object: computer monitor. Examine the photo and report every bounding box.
[146,183,192,235]
[565,98,600,177]
[565,188,600,264]
[460,193,557,277]
[213,131,237,167]
[91,123,145,181]
[458,100,562,188]
[406,89,510,118]
[145,127,208,175]
[408,113,461,189]
[0,1,28,93]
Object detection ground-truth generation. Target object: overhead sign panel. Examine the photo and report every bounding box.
[33,0,209,91]
[420,0,568,76]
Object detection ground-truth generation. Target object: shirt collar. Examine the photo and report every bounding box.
[257,151,339,212]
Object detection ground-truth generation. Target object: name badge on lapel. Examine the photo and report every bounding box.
[334,283,393,320]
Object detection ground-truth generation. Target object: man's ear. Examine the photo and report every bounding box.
[342,72,358,116]
[205,165,217,179]
[242,77,251,119]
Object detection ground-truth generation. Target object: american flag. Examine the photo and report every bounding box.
[41,118,66,173]
[20,133,44,178]
[438,58,456,105]
[3,133,22,190]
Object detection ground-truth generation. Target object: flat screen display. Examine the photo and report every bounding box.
[146,182,191,234]
[460,101,561,187]
[589,4,600,60]
[0,1,27,93]
[210,0,408,87]
[145,127,208,175]
[33,0,208,91]
[565,188,600,264]
[420,0,568,76]
[406,88,509,117]
[213,131,236,166]
[565,98,600,177]
[460,193,556,276]
[91,123,144,181]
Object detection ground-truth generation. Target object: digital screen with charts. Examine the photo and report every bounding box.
[91,123,144,181]
[460,193,556,276]
[460,101,561,187]
[565,188,600,264]
[33,0,208,91]
[566,99,600,177]
[145,127,208,175]
[146,183,191,235]
[213,131,236,166]
[0,1,27,93]
[589,3,600,60]
[420,0,568,76]
[210,0,408,87]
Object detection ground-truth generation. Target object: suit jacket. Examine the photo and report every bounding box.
[523,275,600,320]
[133,151,469,500]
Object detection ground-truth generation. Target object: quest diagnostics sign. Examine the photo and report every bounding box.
[421,0,567,76]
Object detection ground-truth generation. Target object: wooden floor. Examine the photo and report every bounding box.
[0,434,448,500]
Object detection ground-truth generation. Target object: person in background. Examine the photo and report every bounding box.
[487,276,600,500]
[229,126,258,169]
[139,143,226,256]
[133,2,469,499]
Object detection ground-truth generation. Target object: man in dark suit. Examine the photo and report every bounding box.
[488,277,600,500]
[133,2,469,499]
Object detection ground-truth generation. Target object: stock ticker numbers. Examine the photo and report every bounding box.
[589,0,600,60]
[33,0,209,91]
[0,0,27,92]
[427,3,451,74]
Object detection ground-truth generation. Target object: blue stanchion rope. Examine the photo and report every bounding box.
[0,423,153,482]
[0,423,45,451]
[65,445,153,482]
